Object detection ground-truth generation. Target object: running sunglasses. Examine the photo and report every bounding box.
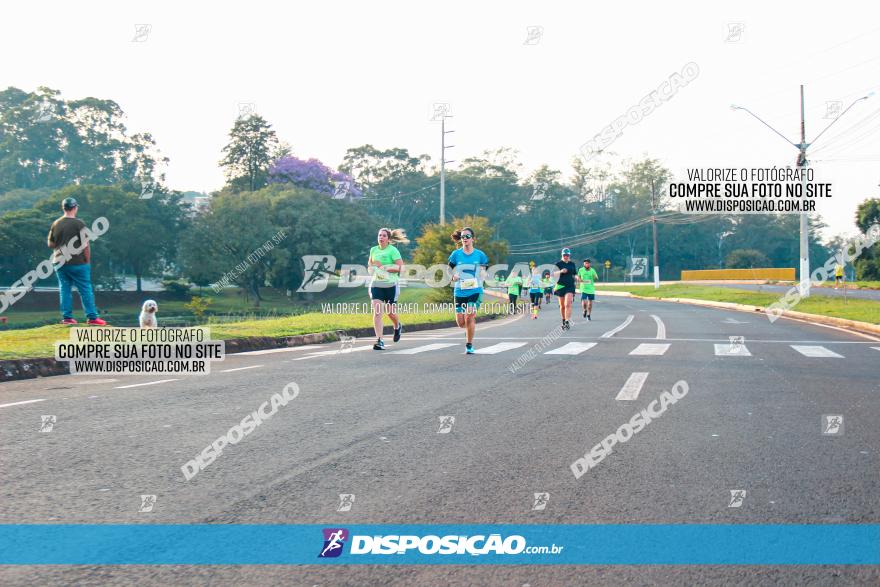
[461,234,473,240]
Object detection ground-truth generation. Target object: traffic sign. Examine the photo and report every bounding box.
[628,257,648,277]
[604,260,611,269]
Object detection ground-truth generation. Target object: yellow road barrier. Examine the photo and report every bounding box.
[680,268,796,281]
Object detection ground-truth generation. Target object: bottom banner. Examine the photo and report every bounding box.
[1,524,878,565]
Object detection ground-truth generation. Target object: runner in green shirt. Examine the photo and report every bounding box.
[541,271,553,305]
[577,258,599,320]
[506,274,523,312]
[527,265,544,319]
[368,227,408,350]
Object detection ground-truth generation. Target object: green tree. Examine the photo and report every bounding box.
[854,198,880,279]
[36,185,187,292]
[179,190,281,304]
[339,144,428,188]
[725,248,771,269]
[219,114,278,192]
[0,86,165,192]
[0,208,51,285]
[413,215,508,303]
[0,188,53,213]
[266,186,379,292]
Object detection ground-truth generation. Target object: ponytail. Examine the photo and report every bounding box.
[451,226,475,244]
[379,227,410,245]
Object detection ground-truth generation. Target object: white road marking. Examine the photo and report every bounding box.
[235,346,318,356]
[469,335,872,345]
[474,342,529,355]
[872,347,880,352]
[650,315,666,339]
[114,379,180,389]
[291,346,374,360]
[545,342,598,355]
[219,365,263,373]
[70,379,118,385]
[722,318,749,324]
[791,345,844,358]
[602,315,635,338]
[615,372,649,401]
[629,343,670,356]
[389,343,458,355]
[0,399,47,409]
[714,344,752,357]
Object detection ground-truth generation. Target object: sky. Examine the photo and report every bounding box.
[3,1,879,239]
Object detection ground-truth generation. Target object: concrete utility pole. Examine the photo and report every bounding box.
[651,179,660,289]
[732,87,871,298]
[440,116,455,225]
[797,85,810,298]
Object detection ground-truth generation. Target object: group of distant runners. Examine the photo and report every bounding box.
[366,225,600,354]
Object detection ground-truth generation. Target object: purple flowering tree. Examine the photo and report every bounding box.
[268,156,362,199]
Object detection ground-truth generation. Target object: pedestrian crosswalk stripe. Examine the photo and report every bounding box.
[629,343,670,356]
[292,346,373,360]
[615,372,649,401]
[545,342,597,355]
[389,343,458,355]
[714,343,752,357]
[790,345,844,358]
[474,342,529,355]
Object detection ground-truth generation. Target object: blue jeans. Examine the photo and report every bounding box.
[56,263,99,320]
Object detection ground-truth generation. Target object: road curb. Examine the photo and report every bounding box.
[605,291,880,338]
[0,313,507,383]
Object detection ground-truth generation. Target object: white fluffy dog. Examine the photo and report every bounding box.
[139,299,158,328]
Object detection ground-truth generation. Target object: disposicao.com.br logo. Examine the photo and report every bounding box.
[318,528,563,558]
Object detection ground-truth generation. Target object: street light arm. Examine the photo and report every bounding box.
[731,105,798,149]
[810,94,871,145]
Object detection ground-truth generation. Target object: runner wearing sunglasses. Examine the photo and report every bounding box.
[448,226,489,355]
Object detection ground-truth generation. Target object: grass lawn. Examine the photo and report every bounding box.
[598,284,880,325]
[842,281,880,290]
[0,286,505,360]
[765,280,880,290]
[0,284,390,330]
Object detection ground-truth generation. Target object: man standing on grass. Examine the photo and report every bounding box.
[47,197,106,325]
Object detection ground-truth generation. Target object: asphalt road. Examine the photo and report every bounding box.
[1,295,878,585]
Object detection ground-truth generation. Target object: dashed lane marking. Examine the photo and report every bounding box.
[0,399,47,409]
[388,343,458,355]
[714,344,752,357]
[545,342,598,355]
[791,345,844,358]
[474,342,529,355]
[629,343,670,356]
[114,379,180,389]
[615,372,649,401]
[219,365,264,373]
